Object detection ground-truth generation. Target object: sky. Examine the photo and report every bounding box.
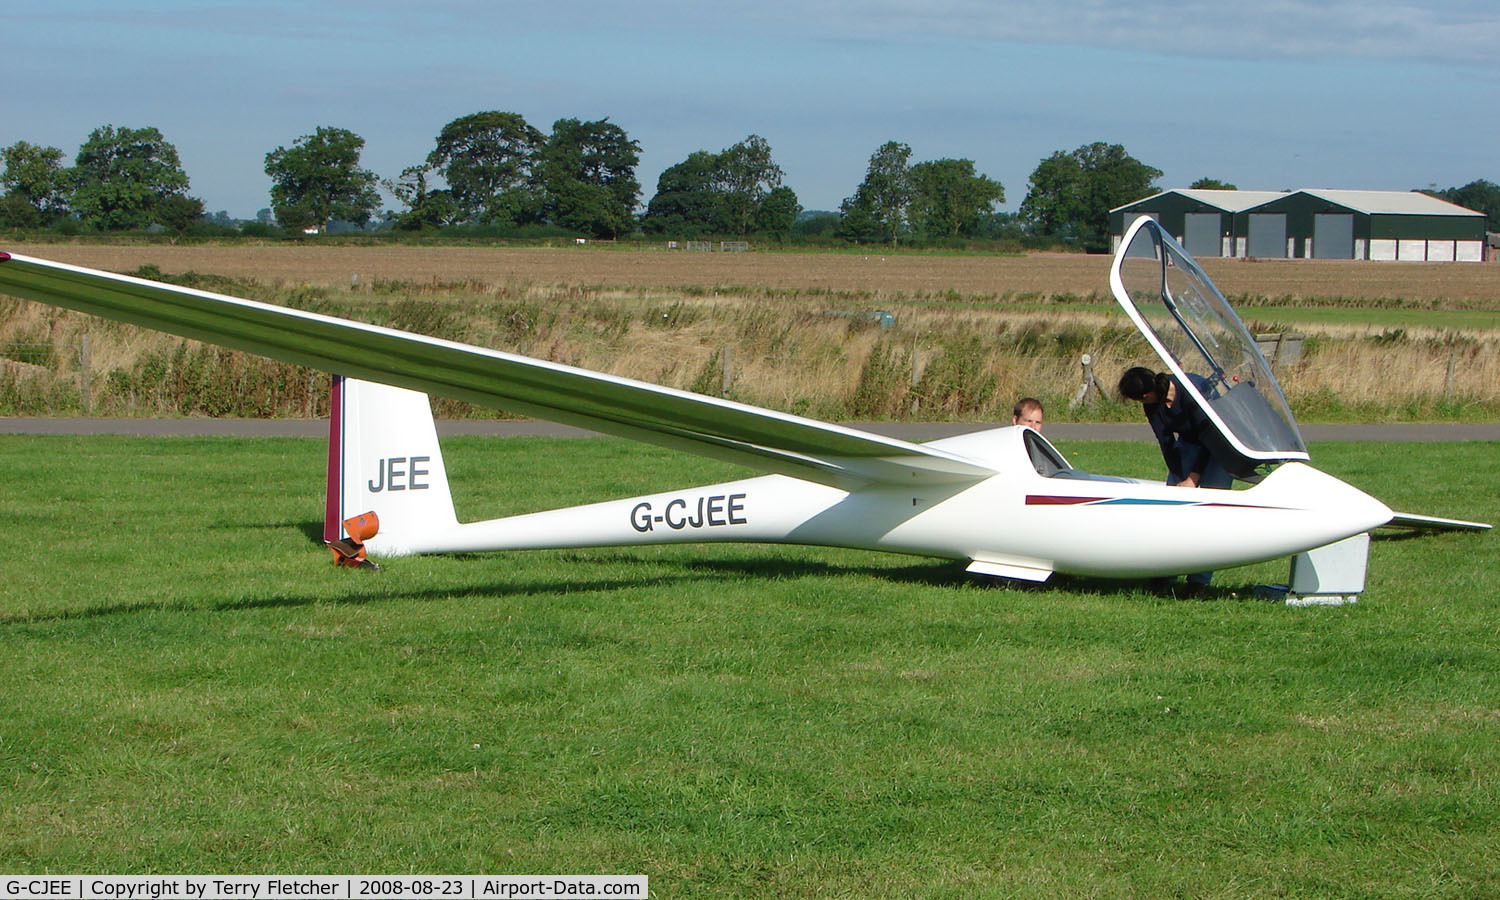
[6,0,1498,219]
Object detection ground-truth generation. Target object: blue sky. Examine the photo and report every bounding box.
[6,1,1498,218]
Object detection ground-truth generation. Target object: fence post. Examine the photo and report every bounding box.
[1444,349,1456,399]
[720,346,732,396]
[78,333,92,414]
[909,346,923,416]
[1070,353,1099,409]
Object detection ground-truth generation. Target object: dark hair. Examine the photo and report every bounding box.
[1119,366,1169,402]
[1012,397,1043,418]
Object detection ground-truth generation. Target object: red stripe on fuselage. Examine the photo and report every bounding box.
[1026,495,1106,505]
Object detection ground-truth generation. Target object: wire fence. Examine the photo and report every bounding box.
[1,342,56,367]
[1,332,1492,419]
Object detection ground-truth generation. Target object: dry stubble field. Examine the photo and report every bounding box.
[10,241,1500,303]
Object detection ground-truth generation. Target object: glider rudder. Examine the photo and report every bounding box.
[326,376,460,557]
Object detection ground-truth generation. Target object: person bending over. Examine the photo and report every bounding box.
[1118,366,1233,591]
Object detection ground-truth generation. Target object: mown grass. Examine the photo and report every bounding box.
[1242,304,1500,334]
[1,435,1497,897]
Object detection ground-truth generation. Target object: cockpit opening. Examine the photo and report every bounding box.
[1024,428,1139,484]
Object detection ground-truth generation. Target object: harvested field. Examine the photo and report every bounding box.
[9,241,1500,304]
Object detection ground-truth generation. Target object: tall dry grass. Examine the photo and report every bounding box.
[2,264,1498,422]
[1289,334,1500,413]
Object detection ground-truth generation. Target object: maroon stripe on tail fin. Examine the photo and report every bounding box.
[323,374,345,543]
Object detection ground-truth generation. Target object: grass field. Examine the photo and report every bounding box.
[2,434,1496,897]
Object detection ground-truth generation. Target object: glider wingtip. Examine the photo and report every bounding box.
[0,251,11,262]
[1385,511,1492,533]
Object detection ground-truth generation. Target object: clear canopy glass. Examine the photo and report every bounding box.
[1110,216,1307,461]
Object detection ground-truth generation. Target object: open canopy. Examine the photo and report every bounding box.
[1110,216,1308,464]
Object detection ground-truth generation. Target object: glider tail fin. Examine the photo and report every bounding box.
[325,375,459,555]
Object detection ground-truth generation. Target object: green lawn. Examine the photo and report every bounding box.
[1,436,1496,898]
[1242,305,1500,334]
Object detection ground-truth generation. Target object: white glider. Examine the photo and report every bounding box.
[0,218,1485,584]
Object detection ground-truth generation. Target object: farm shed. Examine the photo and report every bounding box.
[1110,190,1286,257]
[1111,189,1486,261]
[1236,190,1484,261]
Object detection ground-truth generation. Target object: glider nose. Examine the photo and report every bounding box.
[1265,462,1393,539]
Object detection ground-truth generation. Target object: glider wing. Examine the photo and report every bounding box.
[0,252,995,489]
[1383,512,1491,533]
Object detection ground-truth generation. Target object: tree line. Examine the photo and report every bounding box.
[5,113,1496,250]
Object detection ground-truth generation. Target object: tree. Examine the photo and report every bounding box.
[641,151,726,237]
[538,118,641,238]
[0,193,39,227]
[836,143,1004,244]
[427,111,544,226]
[838,141,913,244]
[385,163,460,230]
[791,210,842,239]
[753,185,801,237]
[716,135,784,235]
[1190,177,1238,190]
[907,158,1005,239]
[264,126,380,232]
[68,125,195,230]
[155,194,206,233]
[1020,142,1161,250]
[1017,151,1087,244]
[1424,179,1500,231]
[641,136,796,238]
[969,210,1028,242]
[1,141,68,226]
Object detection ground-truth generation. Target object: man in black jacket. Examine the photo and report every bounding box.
[1119,366,1234,592]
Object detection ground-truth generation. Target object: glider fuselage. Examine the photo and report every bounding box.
[370,422,1391,581]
